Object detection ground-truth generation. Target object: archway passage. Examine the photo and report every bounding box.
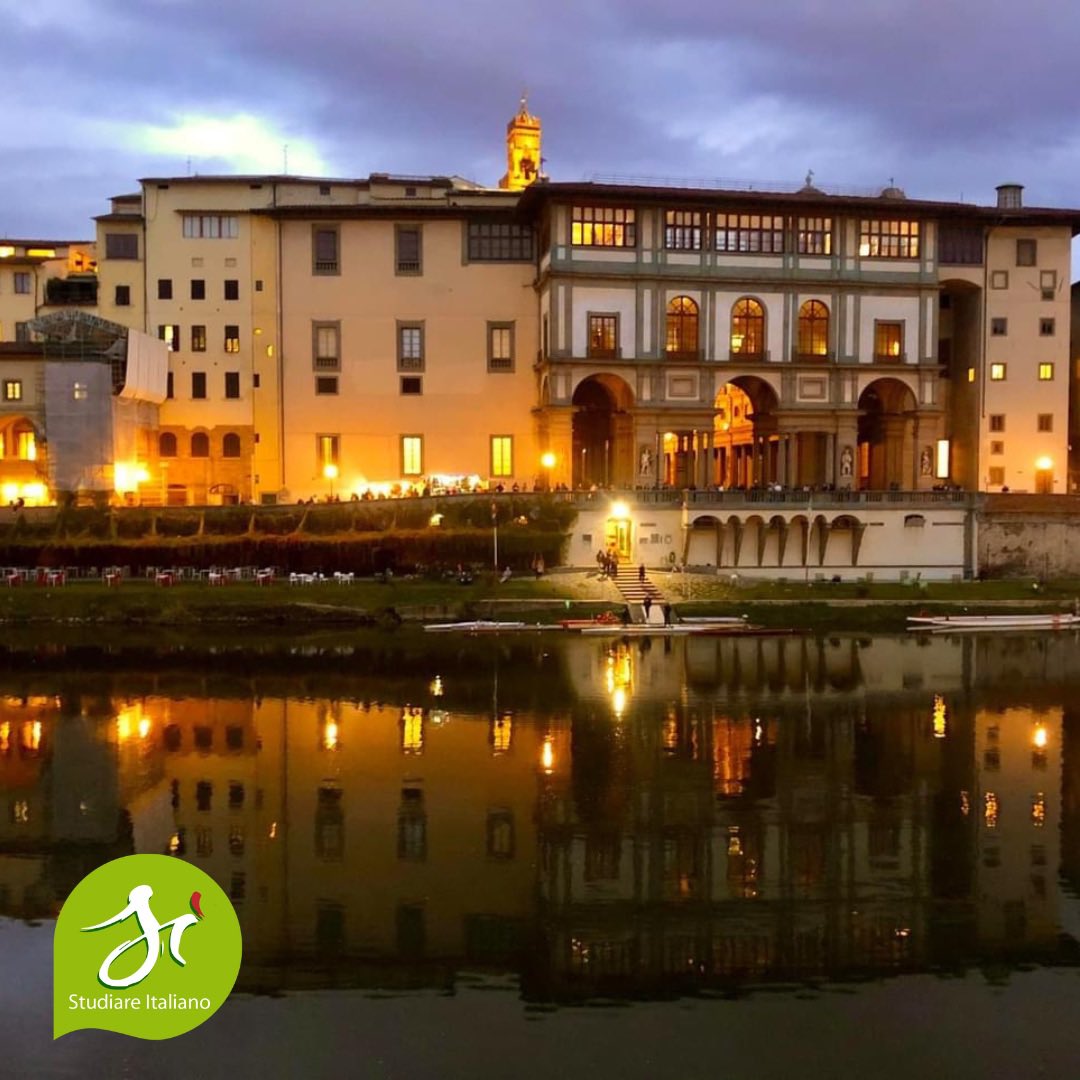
[572,375,634,487]
[713,376,779,488]
[858,378,917,490]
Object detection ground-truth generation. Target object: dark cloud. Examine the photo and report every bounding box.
[4,0,1080,236]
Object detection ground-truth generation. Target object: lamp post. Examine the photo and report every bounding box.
[323,462,338,500]
[540,451,556,491]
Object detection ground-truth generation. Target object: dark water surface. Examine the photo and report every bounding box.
[2,629,1080,1079]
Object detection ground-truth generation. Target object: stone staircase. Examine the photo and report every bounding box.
[612,564,666,624]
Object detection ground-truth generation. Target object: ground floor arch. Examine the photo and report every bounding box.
[858,377,918,491]
[571,374,635,488]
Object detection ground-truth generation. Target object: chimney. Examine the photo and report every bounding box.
[996,183,1023,209]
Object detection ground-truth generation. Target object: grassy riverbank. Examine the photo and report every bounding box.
[0,569,1077,631]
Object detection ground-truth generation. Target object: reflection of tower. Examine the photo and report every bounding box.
[499,95,542,192]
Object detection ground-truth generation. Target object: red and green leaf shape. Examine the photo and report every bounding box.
[190,892,204,921]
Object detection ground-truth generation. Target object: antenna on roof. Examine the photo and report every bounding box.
[186,157,191,177]
[283,144,289,174]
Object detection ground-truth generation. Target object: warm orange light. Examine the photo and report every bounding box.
[22,721,42,752]
[932,695,947,738]
[540,735,554,773]
[323,463,339,481]
[0,721,9,754]
[322,720,339,751]
[540,451,556,470]
[1033,725,1048,749]
[1036,456,1053,471]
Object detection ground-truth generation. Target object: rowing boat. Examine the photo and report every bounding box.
[908,613,1080,631]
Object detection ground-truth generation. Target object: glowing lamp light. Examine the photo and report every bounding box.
[137,717,151,740]
[322,720,339,751]
[540,735,555,774]
[612,687,627,716]
[1035,456,1053,472]
[932,695,947,739]
[540,451,556,470]
[610,500,629,520]
[1033,724,1048,749]
[323,463,339,480]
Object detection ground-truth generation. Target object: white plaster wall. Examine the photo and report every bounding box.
[571,287,638,358]
[858,296,920,362]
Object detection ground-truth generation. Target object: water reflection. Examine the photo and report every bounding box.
[1,633,1079,1000]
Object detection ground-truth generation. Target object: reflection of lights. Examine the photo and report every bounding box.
[269,822,278,840]
[1032,793,1046,827]
[541,736,555,773]
[492,714,512,753]
[168,833,182,855]
[430,710,448,726]
[322,720,339,751]
[430,676,444,697]
[429,512,443,527]
[984,791,999,829]
[137,717,151,740]
[21,720,42,752]
[612,688,627,716]
[960,790,970,816]
[727,826,743,856]
[0,721,9,753]
[1033,724,1048,749]
[894,927,912,939]
[932,695,947,739]
[402,707,424,753]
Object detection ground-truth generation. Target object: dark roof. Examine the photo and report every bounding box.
[94,214,144,223]
[0,238,93,248]
[0,342,46,359]
[517,180,1080,230]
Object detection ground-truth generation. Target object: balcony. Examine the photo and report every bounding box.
[586,346,622,360]
[313,259,339,274]
[397,355,425,372]
[873,352,907,364]
[43,276,98,306]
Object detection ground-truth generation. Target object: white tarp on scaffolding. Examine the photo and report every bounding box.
[120,330,168,403]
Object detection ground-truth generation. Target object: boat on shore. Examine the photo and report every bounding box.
[908,613,1080,631]
[424,620,532,633]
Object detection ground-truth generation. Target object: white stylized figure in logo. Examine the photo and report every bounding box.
[82,884,204,989]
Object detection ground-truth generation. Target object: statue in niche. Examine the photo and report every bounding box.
[639,446,653,477]
[840,445,854,477]
[920,445,933,476]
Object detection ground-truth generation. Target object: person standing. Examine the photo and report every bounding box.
[643,595,653,623]
[662,602,672,626]
[638,563,646,585]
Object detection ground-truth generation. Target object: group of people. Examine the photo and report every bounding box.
[596,548,620,579]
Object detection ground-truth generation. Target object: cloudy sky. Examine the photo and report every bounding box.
[3,0,1079,238]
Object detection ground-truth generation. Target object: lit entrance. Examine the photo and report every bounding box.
[605,517,633,562]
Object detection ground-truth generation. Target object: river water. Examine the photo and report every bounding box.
[2,629,1080,1079]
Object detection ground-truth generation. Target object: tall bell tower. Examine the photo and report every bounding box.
[499,95,541,192]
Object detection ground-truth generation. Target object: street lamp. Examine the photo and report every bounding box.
[323,462,339,499]
[540,451,556,491]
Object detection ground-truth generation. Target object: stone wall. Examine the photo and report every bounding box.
[979,495,1080,577]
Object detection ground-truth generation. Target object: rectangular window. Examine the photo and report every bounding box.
[571,206,636,248]
[990,441,1004,455]
[157,278,172,300]
[395,225,422,274]
[488,322,514,372]
[14,322,29,343]
[990,270,1009,289]
[12,272,31,295]
[400,376,422,395]
[104,232,138,259]
[989,414,1005,432]
[312,226,339,274]
[224,325,240,353]
[224,279,239,301]
[224,371,240,399]
[797,216,832,255]
[397,322,424,371]
[315,376,339,395]
[190,279,205,300]
[664,210,703,251]
[937,224,983,264]
[715,213,785,254]
[114,284,131,306]
[967,367,976,383]
[466,218,534,261]
[859,219,920,258]
[397,788,427,862]
[191,372,207,399]
[491,435,513,477]
[191,325,206,352]
[1039,317,1055,336]
[990,317,1007,336]
[72,383,87,401]
[3,380,21,401]
[1040,269,1057,300]
[1038,362,1054,380]
[182,214,239,239]
[316,434,339,469]
[587,314,618,359]
[312,321,340,371]
[989,467,1006,485]
[166,371,174,399]
[401,435,423,476]
[158,324,180,351]
[874,321,904,361]
[1037,413,1053,432]
[990,363,1006,381]
[1016,238,1037,266]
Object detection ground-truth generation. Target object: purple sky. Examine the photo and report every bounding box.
[3,0,1079,238]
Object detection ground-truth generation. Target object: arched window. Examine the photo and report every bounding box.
[222,432,241,458]
[190,432,210,458]
[159,432,177,457]
[797,300,829,358]
[665,296,699,358]
[730,298,765,357]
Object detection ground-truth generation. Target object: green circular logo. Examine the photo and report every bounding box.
[53,854,242,1040]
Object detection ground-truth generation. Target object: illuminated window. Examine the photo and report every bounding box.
[491,435,513,477]
[874,321,903,360]
[797,216,832,255]
[797,300,829,357]
[466,218,534,261]
[13,272,31,294]
[990,363,1006,381]
[490,714,512,753]
[310,321,340,372]
[191,371,206,399]
[316,434,340,471]
[587,313,618,358]
[665,296,699,357]
[989,414,1005,432]
[1038,363,1054,380]
[158,324,180,351]
[571,206,636,247]
[397,323,424,372]
[984,791,999,829]
[730,298,765,356]
[715,213,784,254]
[990,317,1007,336]
[967,367,976,382]
[224,325,240,353]
[191,325,206,352]
[222,432,241,458]
[664,210,703,251]
[395,225,422,274]
[3,380,21,401]
[486,809,515,859]
[859,219,920,258]
[190,432,210,458]
[401,435,422,476]
[159,432,177,457]
[488,322,515,372]
[182,214,239,239]
[1016,238,1036,266]
[1037,413,1053,432]
[312,226,339,274]
[15,429,35,460]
